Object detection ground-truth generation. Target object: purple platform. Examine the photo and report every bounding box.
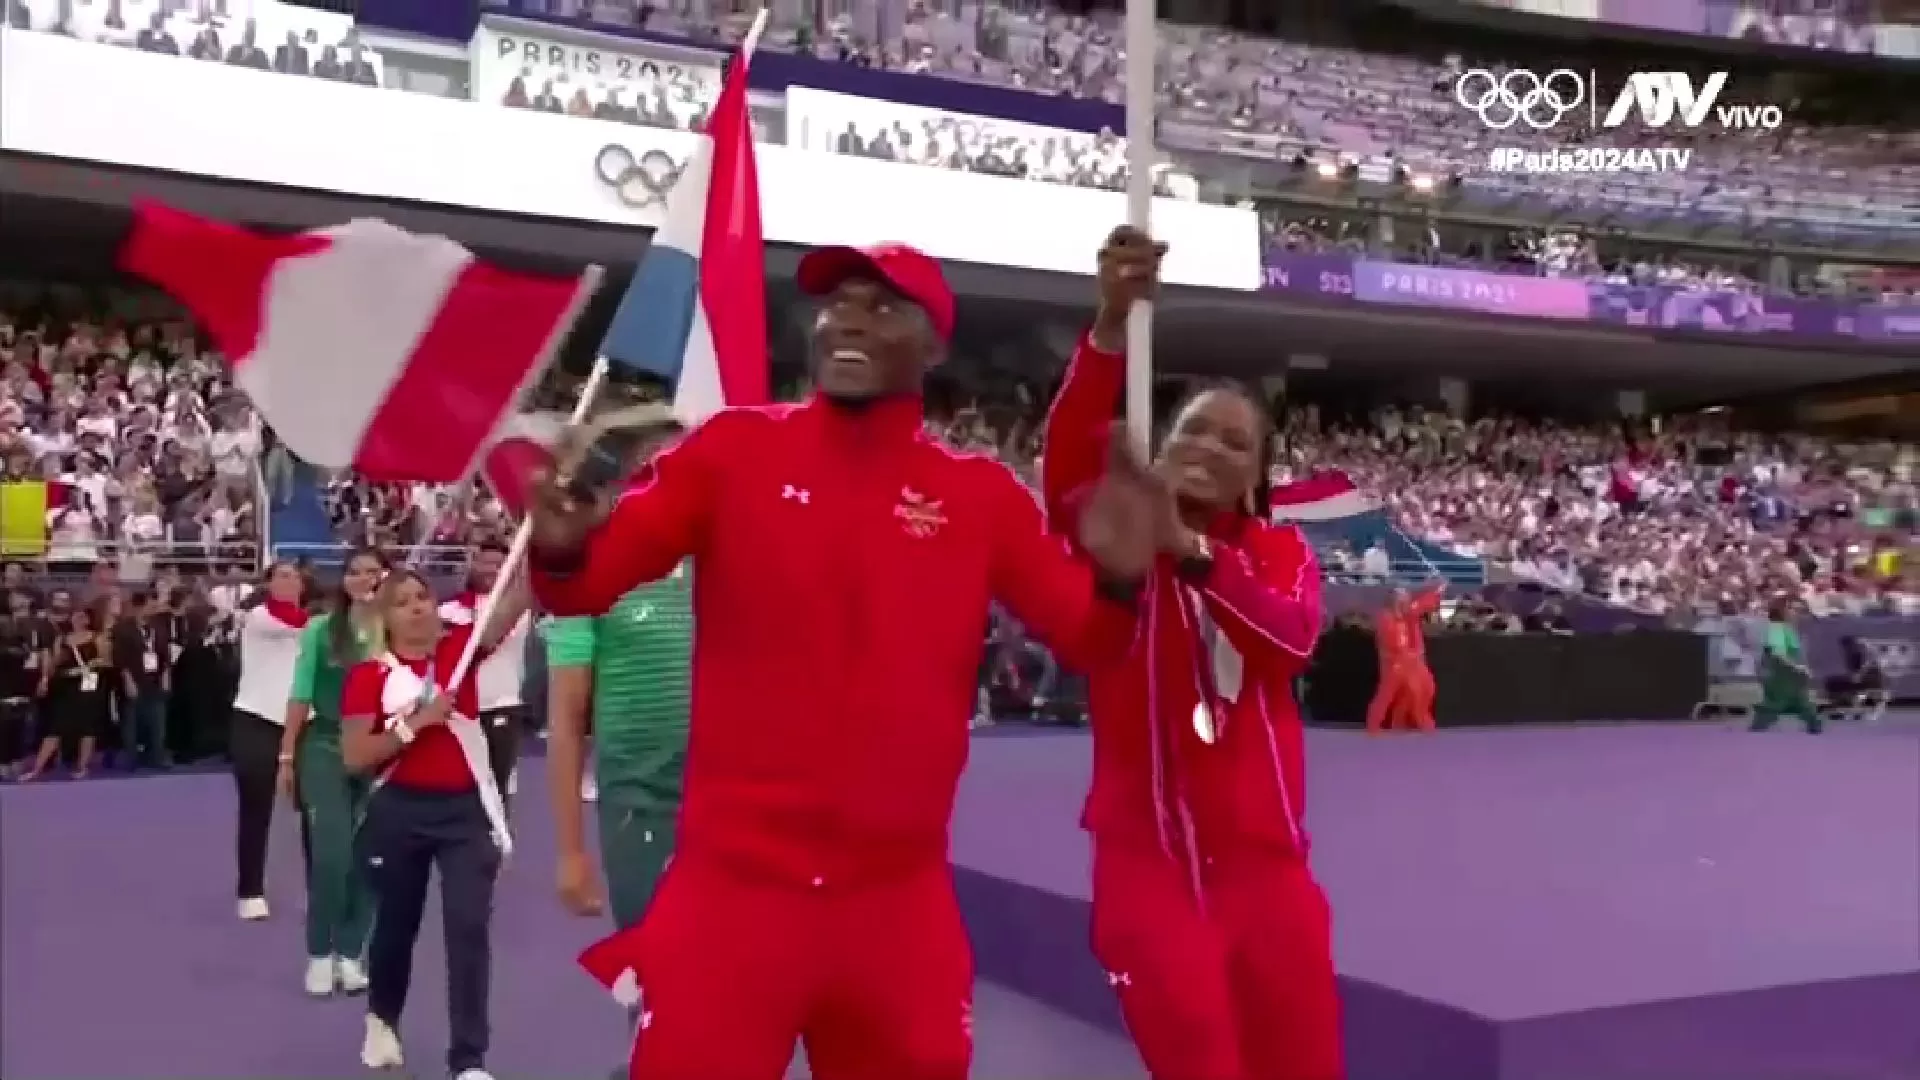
[0,767,1136,1080]
[952,725,1920,1080]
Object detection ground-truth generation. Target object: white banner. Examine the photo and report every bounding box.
[18,0,382,85]
[1,27,1262,291]
[469,24,722,132]
[786,86,1198,201]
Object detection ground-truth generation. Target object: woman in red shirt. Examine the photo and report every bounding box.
[339,567,526,1080]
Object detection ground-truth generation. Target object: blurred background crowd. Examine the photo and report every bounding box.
[5,300,1914,630]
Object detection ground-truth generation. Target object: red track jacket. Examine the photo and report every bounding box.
[532,395,1135,887]
[1043,336,1323,873]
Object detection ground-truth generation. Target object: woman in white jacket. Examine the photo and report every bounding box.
[229,558,311,921]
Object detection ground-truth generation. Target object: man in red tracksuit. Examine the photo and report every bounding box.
[527,243,1159,1080]
[1044,226,1343,1080]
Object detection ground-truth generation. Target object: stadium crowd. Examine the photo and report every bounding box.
[0,313,262,571]
[1285,406,1920,621]
[5,304,1916,624]
[22,0,1913,295]
[509,0,1915,237]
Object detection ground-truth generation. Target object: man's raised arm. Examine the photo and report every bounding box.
[528,411,739,617]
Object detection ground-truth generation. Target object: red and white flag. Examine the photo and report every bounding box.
[479,411,570,519]
[119,203,597,484]
[1268,470,1375,522]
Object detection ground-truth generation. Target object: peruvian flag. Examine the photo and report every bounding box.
[119,203,597,484]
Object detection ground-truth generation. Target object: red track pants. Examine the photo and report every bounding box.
[622,856,972,1080]
[1365,663,1435,733]
[1092,841,1344,1080]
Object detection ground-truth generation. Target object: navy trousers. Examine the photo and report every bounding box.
[357,784,500,1075]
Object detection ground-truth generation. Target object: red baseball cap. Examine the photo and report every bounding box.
[795,243,955,341]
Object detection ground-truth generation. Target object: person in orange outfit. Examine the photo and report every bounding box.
[1043,225,1343,1080]
[1365,584,1442,733]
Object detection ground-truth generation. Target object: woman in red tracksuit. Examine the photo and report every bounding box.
[1043,227,1342,1080]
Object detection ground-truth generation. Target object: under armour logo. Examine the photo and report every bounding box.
[1106,970,1132,987]
[782,485,811,504]
[609,969,642,1008]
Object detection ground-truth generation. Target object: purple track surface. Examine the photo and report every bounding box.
[953,723,1920,1080]
[0,765,1137,1080]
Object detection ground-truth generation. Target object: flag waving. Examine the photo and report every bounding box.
[1268,470,1374,521]
[597,28,769,425]
[119,203,598,484]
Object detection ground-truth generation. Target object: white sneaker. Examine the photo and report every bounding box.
[360,1014,405,1069]
[336,957,370,995]
[304,956,337,997]
[237,896,270,921]
[581,776,598,803]
[452,1070,496,1080]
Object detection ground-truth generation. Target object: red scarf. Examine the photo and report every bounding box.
[261,596,310,628]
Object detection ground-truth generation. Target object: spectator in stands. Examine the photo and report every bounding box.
[19,602,109,781]
[114,589,174,770]
[0,589,40,778]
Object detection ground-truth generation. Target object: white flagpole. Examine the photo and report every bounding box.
[1122,0,1156,456]
[741,5,770,56]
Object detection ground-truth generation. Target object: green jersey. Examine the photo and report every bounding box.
[290,613,378,730]
[544,563,693,810]
[1765,621,1804,667]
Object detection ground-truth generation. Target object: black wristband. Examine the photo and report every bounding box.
[528,543,587,578]
[1174,550,1215,585]
[1094,572,1146,608]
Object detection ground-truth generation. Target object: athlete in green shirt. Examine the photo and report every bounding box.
[546,559,692,929]
[279,547,386,997]
[1752,597,1822,733]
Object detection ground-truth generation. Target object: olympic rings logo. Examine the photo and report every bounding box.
[1452,68,1586,131]
[594,143,686,210]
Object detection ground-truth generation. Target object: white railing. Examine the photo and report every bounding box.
[11,540,262,581]
[272,542,471,578]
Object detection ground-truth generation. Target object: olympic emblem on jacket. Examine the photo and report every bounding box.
[594,143,687,210]
[1452,68,1586,131]
[894,487,948,540]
